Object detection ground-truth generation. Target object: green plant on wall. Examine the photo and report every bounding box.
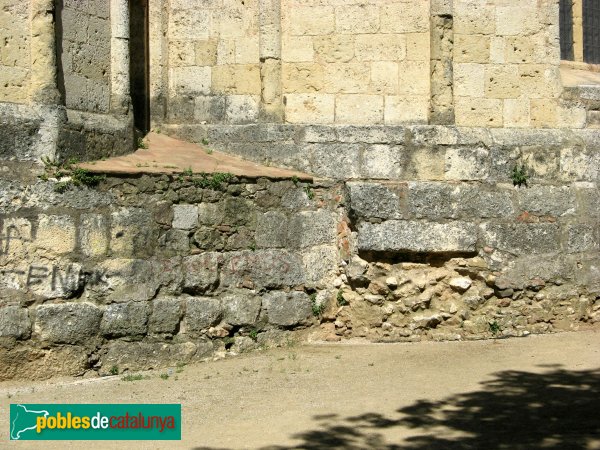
[40,157,105,192]
[511,164,528,187]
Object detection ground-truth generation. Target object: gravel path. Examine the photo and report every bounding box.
[2,330,599,449]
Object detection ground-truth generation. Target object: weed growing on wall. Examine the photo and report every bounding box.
[511,165,528,187]
[40,157,105,192]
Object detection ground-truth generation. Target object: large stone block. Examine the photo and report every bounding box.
[222,292,262,326]
[288,210,337,248]
[560,148,599,182]
[255,211,288,248]
[445,147,490,180]
[80,214,109,258]
[480,223,561,254]
[567,224,598,254]
[282,36,314,62]
[100,302,149,337]
[288,6,334,35]
[110,208,158,258]
[36,215,76,256]
[455,97,503,127]
[172,204,199,230]
[225,95,260,124]
[313,36,355,63]
[309,143,361,179]
[183,253,221,293]
[264,291,312,326]
[362,144,405,179]
[324,63,371,94]
[371,61,399,94]
[221,250,305,289]
[385,96,429,124]
[335,4,379,33]
[168,8,210,40]
[358,221,478,253]
[149,297,182,334]
[100,341,206,375]
[0,306,30,339]
[380,2,428,33]
[408,182,458,219]
[169,66,211,95]
[281,63,324,94]
[355,34,406,62]
[35,302,102,345]
[335,95,384,124]
[455,185,515,219]
[302,245,338,284]
[454,34,490,63]
[185,297,222,331]
[336,125,405,144]
[454,63,485,97]
[347,182,407,220]
[84,258,165,303]
[516,186,576,217]
[212,64,261,95]
[285,94,335,124]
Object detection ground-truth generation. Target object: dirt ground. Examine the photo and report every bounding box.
[1,330,599,449]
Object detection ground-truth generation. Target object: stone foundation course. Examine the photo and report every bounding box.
[0,126,598,380]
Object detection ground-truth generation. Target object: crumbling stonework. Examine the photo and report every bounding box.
[0,170,343,379]
[0,0,599,380]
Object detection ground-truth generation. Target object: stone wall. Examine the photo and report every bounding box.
[0,170,343,379]
[155,0,597,130]
[57,0,112,114]
[452,0,585,129]
[159,0,430,126]
[0,2,31,104]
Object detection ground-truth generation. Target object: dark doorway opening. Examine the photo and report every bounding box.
[559,0,574,61]
[129,0,150,134]
[583,0,600,64]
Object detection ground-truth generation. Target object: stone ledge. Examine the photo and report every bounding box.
[357,220,478,253]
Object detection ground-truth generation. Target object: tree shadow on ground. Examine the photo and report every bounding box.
[193,366,600,450]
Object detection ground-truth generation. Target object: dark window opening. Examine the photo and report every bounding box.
[583,0,600,64]
[129,0,150,134]
[560,0,574,60]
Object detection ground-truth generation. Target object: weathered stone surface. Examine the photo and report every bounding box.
[288,211,337,248]
[567,224,598,253]
[480,223,561,254]
[494,255,575,289]
[84,258,163,302]
[0,306,30,339]
[110,208,158,258]
[100,302,149,337]
[149,297,182,334]
[408,182,457,219]
[308,143,361,179]
[99,341,210,375]
[516,186,576,217]
[221,250,305,289]
[302,246,339,285]
[255,211,288,248]
[347,182,406,220]
[172,204,199,229]
[445,147,490,180]
[222,292,262,326]
[183,253,221,293]
[264,291,312,326]
[185,297,222,331]
[0,346,88,381]
[449,277,472,292]
[358,221,478,253]
[35,303,102,345]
